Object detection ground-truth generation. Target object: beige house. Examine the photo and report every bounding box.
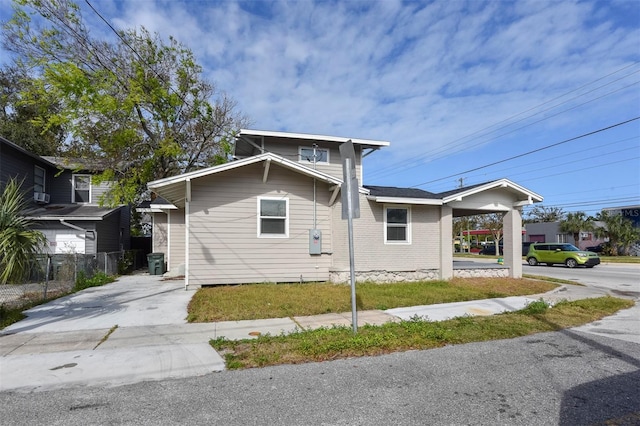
[144,130,543,289]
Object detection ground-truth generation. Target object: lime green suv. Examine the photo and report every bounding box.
[526,243,600,268]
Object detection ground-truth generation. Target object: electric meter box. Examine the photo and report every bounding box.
[309,229,322,255]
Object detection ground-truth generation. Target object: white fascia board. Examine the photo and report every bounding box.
[148,155,267,189]
[238,129,390,148]
[267,154,343,185]
[150,204,178,210]
[366,196,442,205]
[137,207,171,213]
[442,179,543,203]
[148,152,343,190]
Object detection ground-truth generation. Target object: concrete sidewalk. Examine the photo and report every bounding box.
[0,276,635,393]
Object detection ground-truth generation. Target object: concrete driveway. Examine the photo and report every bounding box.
[3,273,193,334]
[0,273,229,392]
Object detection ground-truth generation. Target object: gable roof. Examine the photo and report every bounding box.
[438,179,543,205]
[0,136,57,168]
[147,152,346,207]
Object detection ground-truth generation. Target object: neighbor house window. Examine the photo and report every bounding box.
[72,174,91,203]
[258,197,288,237]
[34,166,45,194]
[384,206,411,244]
[299,146,329,164]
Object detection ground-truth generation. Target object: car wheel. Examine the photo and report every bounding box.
[527,257,538,266]
[566,258,578,268]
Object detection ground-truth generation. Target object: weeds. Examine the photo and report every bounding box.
[74,271,115,291]
[210,297,634,369]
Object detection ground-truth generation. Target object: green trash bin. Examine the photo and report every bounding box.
[147,253,165,275]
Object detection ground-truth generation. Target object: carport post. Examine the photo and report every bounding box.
[504,209,523,278]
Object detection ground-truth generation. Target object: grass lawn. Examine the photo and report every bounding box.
[211,297,634,369]
[187,277,558,322]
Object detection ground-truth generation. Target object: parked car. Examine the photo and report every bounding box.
[480,242,533,256]
[585,243,605,253]
[526,243,601,268]
[480,245,501,255]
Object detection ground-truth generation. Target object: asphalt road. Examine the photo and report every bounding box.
[0,330,638,425]
[523,263,640,297]
[0,263,638,425]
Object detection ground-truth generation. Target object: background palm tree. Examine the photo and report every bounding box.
[594,211,640,256]
[0,178,47,284]
[559,212,594,248]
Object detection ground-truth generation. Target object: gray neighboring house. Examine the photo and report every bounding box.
[0,136,130,255]
[144,129,543,288]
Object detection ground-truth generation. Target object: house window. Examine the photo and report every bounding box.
[385,206,411,244]
[258,197,288,237]
[299,146,329,164]
[34,166,45,194]
[73,174,91,203]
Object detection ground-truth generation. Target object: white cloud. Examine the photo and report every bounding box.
[1,0,637,212]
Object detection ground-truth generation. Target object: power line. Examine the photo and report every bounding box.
[424,135,639,192]
[409,116,640,188]
[368,64,640,180]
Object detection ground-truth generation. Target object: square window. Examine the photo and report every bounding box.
[299,147,329,164]
[385,206,410,244]
[258,197,288,237]
[73,174,91,203]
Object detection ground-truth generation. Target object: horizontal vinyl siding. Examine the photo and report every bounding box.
[188,163,333,285]
[263,139,363,181]
[95,213,120,253]
[153,213,168,254]
[169,209,185,270]
[331,196,441,273]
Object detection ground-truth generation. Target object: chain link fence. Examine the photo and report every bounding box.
[0,250,145,310]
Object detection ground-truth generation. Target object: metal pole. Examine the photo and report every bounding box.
[345,158,358,333]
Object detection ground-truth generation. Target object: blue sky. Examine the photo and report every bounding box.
[1,0,639,217]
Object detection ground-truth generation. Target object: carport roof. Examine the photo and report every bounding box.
[365,179,542,207]
[23,204,121,221]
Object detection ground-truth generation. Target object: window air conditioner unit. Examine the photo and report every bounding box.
[34,192,50,204]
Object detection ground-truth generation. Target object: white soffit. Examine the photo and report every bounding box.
[238,129,390,148]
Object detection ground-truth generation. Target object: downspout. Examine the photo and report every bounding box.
[59,220,88,232]
[185,179,191,291]
[167,209,171,273]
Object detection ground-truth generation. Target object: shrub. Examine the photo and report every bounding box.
[75,271,115,291]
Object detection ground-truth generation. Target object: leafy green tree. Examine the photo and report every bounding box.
[0,178,47,284]
[559,212,594,247]
[0,65,66,155]
[3,0,248,205]
[477,213,505,255]
[524,205,565,223]
[594,211,640,256]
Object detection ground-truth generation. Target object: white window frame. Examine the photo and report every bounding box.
[72,174,92,204]
[298,146,329,165]
[384,205,411,245]
[34,165,45,194]
[257,196,289,238]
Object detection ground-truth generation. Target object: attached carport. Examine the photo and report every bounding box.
[438,179,543,279]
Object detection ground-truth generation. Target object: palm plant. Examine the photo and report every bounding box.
[594,210,640,256]
[0,178,47,284]
[559,212,594,247]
